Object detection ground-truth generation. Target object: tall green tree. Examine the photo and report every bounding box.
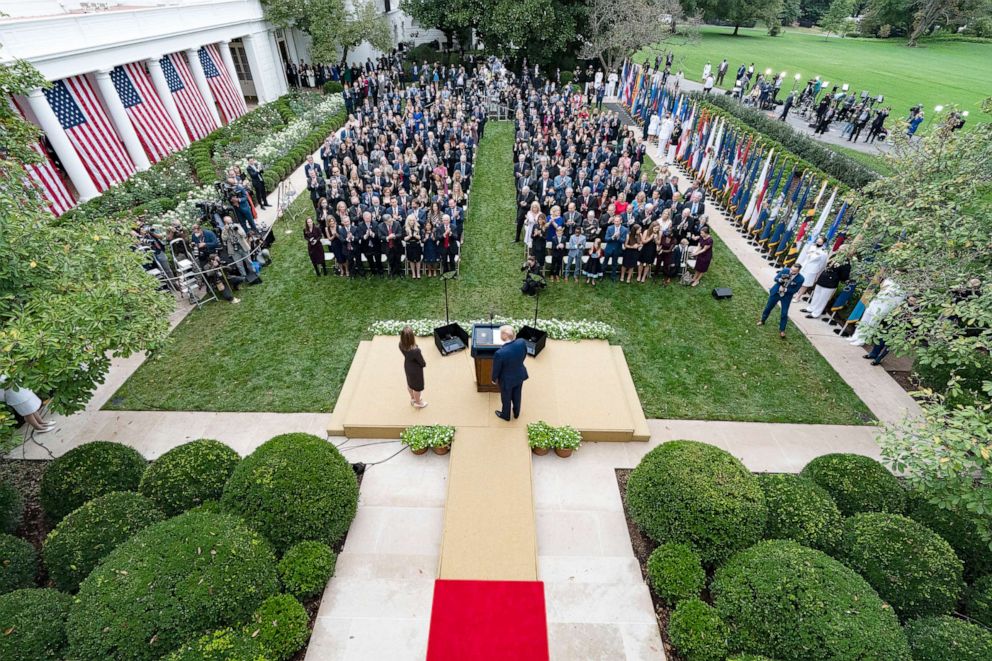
[818,0,853,36]
[695,0,785,35]
[402,0,473,51]
[260,0,391,63]
[580,0,700,72]
[339,0,394,63]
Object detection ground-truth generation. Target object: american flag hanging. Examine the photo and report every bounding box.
[111,63,186,162]
[43,75,135,192]
[11,94,76,215]
[161,52,217,141]
[199,44,247,123]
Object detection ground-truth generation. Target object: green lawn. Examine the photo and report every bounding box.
[108,122,871,424]
[639,28,992,130]
[823,143,896,176]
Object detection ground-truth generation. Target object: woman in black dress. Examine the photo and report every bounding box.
[399,326,427,408]
[637,223,657,283]
[621,224,641,284]
[304,217,326,276]
[404,216,423,279]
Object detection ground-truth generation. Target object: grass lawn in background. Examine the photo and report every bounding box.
[638,27,992,131]
[107,122,872,424]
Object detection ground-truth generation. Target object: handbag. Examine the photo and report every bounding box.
[680,271,695,286]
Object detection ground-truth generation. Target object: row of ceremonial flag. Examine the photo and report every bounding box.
[15,44,246,216]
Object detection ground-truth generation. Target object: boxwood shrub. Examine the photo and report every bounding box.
[43,491,165,592]
[669,597,730,661]
[835,513,964,620]
[0,588,73,661]
[0,481,23,533]
[903,615,992,661]
[66,511,279,661]
[278,540,337,600]
[0,533,36,594]
[165,627,272,661]
[246,594,310,660]
[646,542,705,605]
[907,494,992,581]
[727,656,777,661]
[800,453,905,516]
[139,439,240,516]
[965,574,992,627]
[756,473,843,550]
[626,441,766,564]
[40,441,146,522]
[711,539,911,660]
[221,433,359,554]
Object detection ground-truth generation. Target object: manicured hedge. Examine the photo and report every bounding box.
[646,542,706,605]
[965,574,992,627]
[139,439,240,516]
[40,441,147,523]
[278,540,337,601]
[756,473,843,551]
[0,533,36,594]
[903,615,992,661]
[42,491,165,592]
[800,453,905,516]
[0,588,73,661]
[165,627,272,661]
[711,539,911,660]
[222,433,358,554]
[907,494,992,581]
[669,597,730,661]
[66,511,279,661]
[835,513,964,620]
[626,441,766,565]
[727,656,777,661]
[246,594,310,660]
[0,481,23,533]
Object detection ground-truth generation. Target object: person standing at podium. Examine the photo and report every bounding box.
[492,325,528,421]
[399,326,428,409]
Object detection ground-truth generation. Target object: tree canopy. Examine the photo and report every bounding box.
[580,0,700,72]
[260,0,392,64]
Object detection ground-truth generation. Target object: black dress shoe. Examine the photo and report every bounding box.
[862,354,873,359]
[494,411,510,421]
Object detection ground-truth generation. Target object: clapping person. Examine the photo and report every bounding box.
[304,217,327,276]
[565,226,587,283]
[621,224,641,284]
[404,215,423,279]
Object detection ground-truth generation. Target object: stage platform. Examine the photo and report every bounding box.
[327,336,650,442]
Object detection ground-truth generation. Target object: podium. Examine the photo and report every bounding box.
[470,324,502,393]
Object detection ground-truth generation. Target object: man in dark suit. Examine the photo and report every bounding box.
[246,157,269,209]
[759,265,804,338]
[492,326,528,421]
[516,185,535,242]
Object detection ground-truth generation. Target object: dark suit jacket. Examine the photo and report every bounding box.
[492,338,529,389]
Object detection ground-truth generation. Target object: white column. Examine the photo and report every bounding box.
[268,31,289,96]
[25,87,100,201]
[147,56,190,146]
[243,30,283,104]
[94,68,151,171]
[218,40,246,98]
[184,47,223,127]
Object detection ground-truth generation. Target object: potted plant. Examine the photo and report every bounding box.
[550,424,582,458]
[401,425,455,455]
[526,421,554,456]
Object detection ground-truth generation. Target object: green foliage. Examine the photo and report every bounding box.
[914,353,992,408]
[0,534,36,595]
[400,425,455,452]
[278,540,337,600]
[626,441,766,565]
[711,539,911,660]
[165,627,272,661]
[835,513,964,620]
[340,0,393,61]
[40,441,147,523]
[695,0,783,33]
[903,615,992,661]
[66,511,279,661]
[965,574,992,627]
[818,0,853,36]
[42,491,165,592]
[221,433,358,553]
[756,473,843,550]
[727,656,777,661]
[526,420,581,450]
[0,481,23,533]
[139,439,240,516]
[323,81,344,94]
[646,542,706,605]
[800,453,905,516]
[0,588,73,661]
[260,0,346,63]
[245,594,310,660]
[669,597,730,661]
[907,493,992,581]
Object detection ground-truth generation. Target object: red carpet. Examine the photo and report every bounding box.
[427,579,549,661]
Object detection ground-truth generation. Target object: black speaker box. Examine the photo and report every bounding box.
[712,287,733,300]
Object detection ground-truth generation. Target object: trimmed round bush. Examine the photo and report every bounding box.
[0,588,73,661]
[139,439,240,516]
[166,627,271,661]
[903,615,992,661]
[669,597,730,661]
[0,533,36,594]
[646,542,705,605]
[66,511,279,661]
[965,574,992,627]
[711,539,911,661]
[278,540,337,600]
[626,441,766,565]
[756,473,843,550]
[246,594,309,660]
[43,491,165,592]
[0,481,23,533]
[908,495,992,581]
[40,441,146,522]
[222,433,358,554]
[800,454,905,516]
[835,513,964,620]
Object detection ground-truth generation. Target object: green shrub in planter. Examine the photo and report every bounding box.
[0,588,73,661]
[245,594,309,660]
[800,453,905,516]
[907,494,992,581]
[711,539,911,660]
[646,542,705,605]
[0,481,23,533]
[66,511,279,661]
[756,473,843,550]
[526,420,554,451]
[165,627,272,661]
[40,441,146,522]
[221,433,358,553]
[526,421,581,451]
[400,425,454,453]
[278,540,337,600]
[139,439,240,516]
[0,533,36,594]
[965,574,992,627]
[626,441,766,565]
[835,512,963,619]
[669,597,730,661]
[43,491,165,592]
[727,656,777,661]
[903,615,992,661]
